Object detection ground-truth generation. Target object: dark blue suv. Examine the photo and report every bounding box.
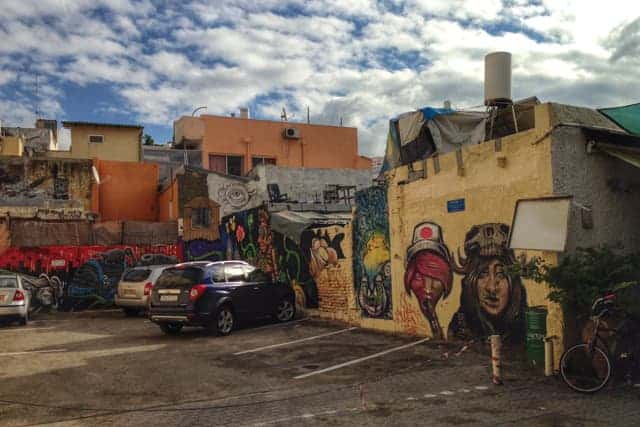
[149,261,296,335]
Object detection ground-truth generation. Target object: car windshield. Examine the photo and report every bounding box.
[0,277,18,288]
[156,267,203,288]
[123,269,152,282]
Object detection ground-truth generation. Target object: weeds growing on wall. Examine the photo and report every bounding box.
[509,247,640,320]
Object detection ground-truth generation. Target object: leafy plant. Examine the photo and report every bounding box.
[508,247,640,320]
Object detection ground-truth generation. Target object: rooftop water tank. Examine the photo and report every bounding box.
[484,52,512,106]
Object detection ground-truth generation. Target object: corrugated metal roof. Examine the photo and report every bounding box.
[62,121,143,129]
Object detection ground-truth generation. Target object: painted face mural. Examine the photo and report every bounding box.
[353,185,393,319]
[307,229,344,279]
[448,223,527,344]
[404,222,453,340]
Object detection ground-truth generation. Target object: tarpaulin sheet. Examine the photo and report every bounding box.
[427,111,487,153]
[270,211,352,244]
[381,107,486,173]
[599,103,640,136]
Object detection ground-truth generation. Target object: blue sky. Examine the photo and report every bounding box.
[1,0,639,155]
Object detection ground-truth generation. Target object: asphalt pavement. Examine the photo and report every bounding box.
[0,310,639,426]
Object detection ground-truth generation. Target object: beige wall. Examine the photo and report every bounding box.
[0,136,24,156]
[50,125,141,162]
[344,104,566,366]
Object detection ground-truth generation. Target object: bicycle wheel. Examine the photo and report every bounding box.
[560,343,612,393]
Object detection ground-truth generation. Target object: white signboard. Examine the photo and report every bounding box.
[509,197,571,252]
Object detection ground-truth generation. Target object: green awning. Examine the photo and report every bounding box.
[599,103,640,135]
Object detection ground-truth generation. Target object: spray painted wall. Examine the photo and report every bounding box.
[353,185,393,319]
[382,104,563,358]
[0,244,180,310]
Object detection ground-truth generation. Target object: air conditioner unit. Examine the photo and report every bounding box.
[283,127,301,139]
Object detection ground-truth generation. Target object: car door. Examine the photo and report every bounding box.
[223,263,255,319]
[244,266,278,316]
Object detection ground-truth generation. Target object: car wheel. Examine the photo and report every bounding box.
[215,305,235,336]
[123,308,140,317]
[159,323,183,335]
[275,299,295,322]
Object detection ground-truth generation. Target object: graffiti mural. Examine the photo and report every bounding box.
[447,223,527,343]
[353,185,393,319]
[0,244,179,310]
[220,207,279,278]
[404,222,454,339]
[183,238,226,261]
[217,182,254,214]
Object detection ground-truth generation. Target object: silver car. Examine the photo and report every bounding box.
[115,265,172,316]
[0,274,31,325]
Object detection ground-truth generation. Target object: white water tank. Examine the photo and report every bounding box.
[240,107,250,119]
[484,52,512,106]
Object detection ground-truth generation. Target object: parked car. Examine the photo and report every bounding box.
[0,273,31,325]
[115,265,173,316]
[149,261,296,335]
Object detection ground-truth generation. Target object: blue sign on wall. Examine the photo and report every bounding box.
[447,198,465,213]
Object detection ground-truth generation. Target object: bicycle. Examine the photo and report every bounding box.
[560,293,640,393]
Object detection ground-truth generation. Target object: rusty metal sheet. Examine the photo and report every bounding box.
[122,221,178,245]
[11,220,92,247]
[92,221,123,245]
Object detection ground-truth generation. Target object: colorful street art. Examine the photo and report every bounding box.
[0,244,179,310]
[182,238,226,261]
[353,185,393,319]
[273,231,317,309]
[448,223,527,344]
[404,222,454,339]
[401,222,527,343]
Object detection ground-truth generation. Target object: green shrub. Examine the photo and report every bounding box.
[509,247,640,320]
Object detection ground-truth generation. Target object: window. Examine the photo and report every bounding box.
[191,207,211,229]
[157,267,204,288]
[209,265,225,283]
[0,277,17,288]
[208,154,244,176]
[88,135,104,143]
[225,264,246,282]
[252,157,276,168]
[122,269,151,282]
[245,267,270,283]
[227,155,243,176]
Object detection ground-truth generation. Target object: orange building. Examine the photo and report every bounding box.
[173,111,371,176]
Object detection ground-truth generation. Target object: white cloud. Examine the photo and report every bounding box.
[1,0,639,157]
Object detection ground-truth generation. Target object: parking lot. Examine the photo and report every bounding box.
[1,312,640,426]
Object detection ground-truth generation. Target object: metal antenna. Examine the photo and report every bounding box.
[35,74,40,119]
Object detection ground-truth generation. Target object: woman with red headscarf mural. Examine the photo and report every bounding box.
[447,223,527,344]
[404,222,454,340]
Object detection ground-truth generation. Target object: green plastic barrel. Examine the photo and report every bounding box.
[525,306,548,367]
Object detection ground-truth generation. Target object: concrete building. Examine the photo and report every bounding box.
[1,118,59,156]
[49,121,143,162]
[173,112,372,176]
[142,145,202,185]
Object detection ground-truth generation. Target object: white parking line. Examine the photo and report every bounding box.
[0,349,67,356]
[294,337,430,380]
[0,327,56,333]
[234,327,358,355]
[239,318,309,333]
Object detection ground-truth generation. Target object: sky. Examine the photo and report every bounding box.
[1,0,639,156]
